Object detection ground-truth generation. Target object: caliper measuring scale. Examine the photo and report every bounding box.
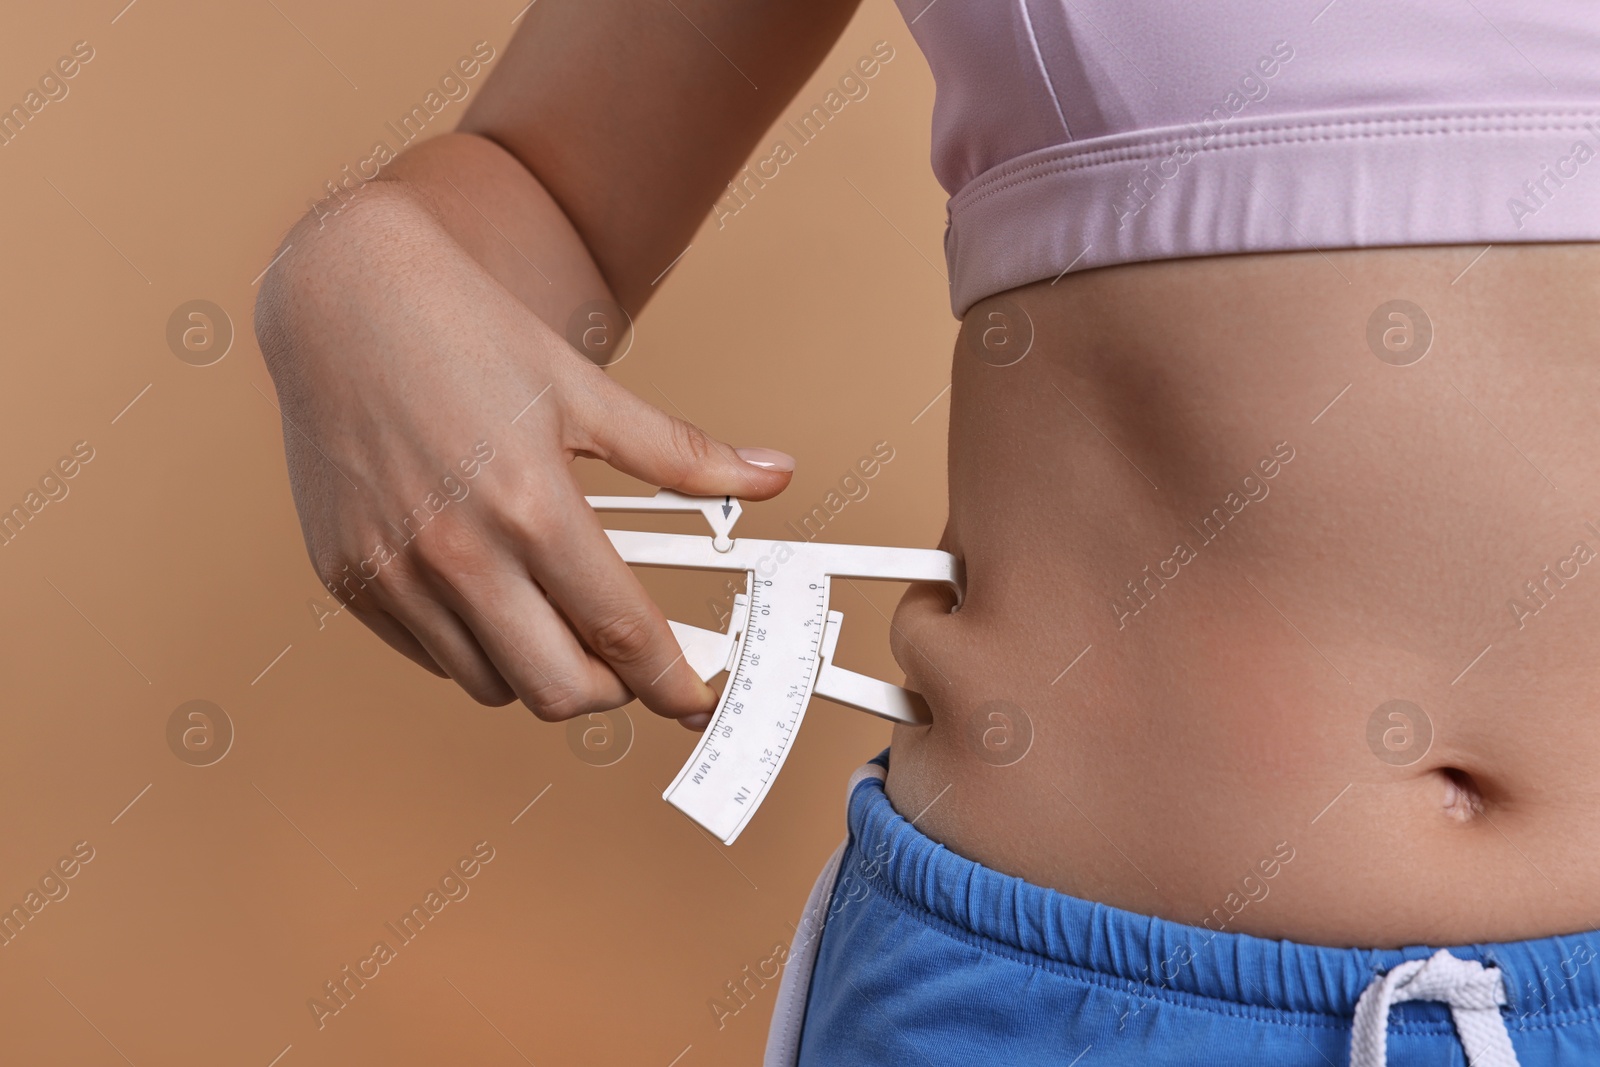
[585,489,963,845]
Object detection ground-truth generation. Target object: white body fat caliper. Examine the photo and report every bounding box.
[584,489,963,845]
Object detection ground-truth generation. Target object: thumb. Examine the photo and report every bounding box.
[568,369,795,499]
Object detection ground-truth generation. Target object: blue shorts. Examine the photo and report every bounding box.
[764,751,1600,1067]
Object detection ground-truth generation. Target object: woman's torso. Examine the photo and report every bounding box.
[887,242,1600,948]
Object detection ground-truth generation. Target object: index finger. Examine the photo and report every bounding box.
[515,480,719,721]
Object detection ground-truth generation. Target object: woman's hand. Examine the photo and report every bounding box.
[253,0,864,727]
[254,182,793,728]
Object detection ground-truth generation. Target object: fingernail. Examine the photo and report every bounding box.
[735,446,795,472]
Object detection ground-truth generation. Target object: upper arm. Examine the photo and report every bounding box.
[459,0,864,313]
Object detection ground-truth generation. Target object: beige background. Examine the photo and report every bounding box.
[0,1,954,1063]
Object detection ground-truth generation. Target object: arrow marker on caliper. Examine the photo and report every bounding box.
[585,489,963,844]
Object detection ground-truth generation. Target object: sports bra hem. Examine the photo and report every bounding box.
[943,103,1600,317]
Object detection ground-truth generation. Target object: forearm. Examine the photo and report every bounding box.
[379,132,620,332]
[258,131,620,377]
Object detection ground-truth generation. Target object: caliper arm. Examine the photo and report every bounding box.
[585,487,958,841]
[663,612,931,726]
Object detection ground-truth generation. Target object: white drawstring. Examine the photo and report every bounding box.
[1350,949,1520,1067]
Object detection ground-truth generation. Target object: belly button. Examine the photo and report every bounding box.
[1437,767,1487,823]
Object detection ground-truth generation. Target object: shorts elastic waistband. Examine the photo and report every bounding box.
[851,750,1600,1023]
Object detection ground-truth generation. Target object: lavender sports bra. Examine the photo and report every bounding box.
[893,0,1600,315]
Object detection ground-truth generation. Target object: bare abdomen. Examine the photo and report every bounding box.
[886,243,1600,948]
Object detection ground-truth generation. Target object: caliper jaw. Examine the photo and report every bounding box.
[814,610,931,725]
[666,594,748,680]
[661,597,928,725]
